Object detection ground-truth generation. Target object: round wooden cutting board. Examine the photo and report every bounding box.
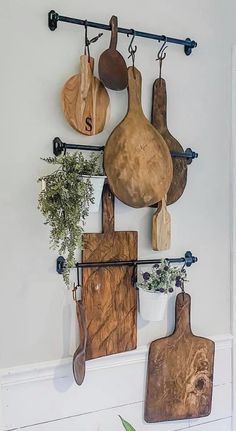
[62,55,110,135]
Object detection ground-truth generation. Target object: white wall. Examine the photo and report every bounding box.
[0,0,235,371]
[0,336,232,431]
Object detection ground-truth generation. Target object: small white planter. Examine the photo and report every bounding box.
[82,175,106,213]
[138,288,170,321]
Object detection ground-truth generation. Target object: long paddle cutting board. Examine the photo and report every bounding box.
[152,77,187,205]
[82,183,137,360]
[145,293,215,422]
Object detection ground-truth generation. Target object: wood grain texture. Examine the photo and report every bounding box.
[152,195,171,250]
[145,293,215,423]
[62,55,110,135]
[152,78,187,206]
[104,67,173,208]
[98,15,128,90]
[82,183,137,360]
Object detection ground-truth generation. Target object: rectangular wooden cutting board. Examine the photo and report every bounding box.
[145,293,215,422]
[82,183,138,360]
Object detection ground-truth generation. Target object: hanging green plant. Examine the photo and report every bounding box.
[38,151,104,286]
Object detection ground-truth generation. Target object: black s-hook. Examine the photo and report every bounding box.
[84,19,103,61]
[156,36,168,79]
[127,29,137,68]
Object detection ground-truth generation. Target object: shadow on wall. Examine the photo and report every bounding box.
[53,300,74,392]
[166,292,177,334]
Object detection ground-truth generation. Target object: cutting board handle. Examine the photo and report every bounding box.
[152,195,171,251]
[175,292,192,335]
[127,66,143,115]
[80,54,94,74]
[151,77,167,131]
[109,16,118,50]
[102,183,115,233]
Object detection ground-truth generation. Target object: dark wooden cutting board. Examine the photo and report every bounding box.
[82,183,137,360]
[145,293,215,423]
[152,78,187,206]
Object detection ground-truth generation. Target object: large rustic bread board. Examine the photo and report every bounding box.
[82,184,137,360]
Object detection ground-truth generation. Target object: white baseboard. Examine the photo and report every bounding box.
[0,334,233,431]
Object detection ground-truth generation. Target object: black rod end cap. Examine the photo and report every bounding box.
[185,251,198,267]
[57,256,65,274]
[48,10,59,31]
[53,137,64,156]
[184,38,197,56]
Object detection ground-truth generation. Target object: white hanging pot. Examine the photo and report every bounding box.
[138,288,169,321]
[81,175,106,213]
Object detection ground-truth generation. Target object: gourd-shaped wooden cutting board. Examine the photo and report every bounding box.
[152,78,187,205]
[104,67,173,208]
[145,293,215,423]
[62,55,110,135]
[82,183,137,360]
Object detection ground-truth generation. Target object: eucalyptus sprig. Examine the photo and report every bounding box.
[38,151,103,286]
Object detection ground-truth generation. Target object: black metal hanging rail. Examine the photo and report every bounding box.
[56,251,197,274]
[48,10,197,56]
[53,137,198,165]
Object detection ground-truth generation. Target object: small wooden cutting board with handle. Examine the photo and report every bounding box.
[62,54,110,135]
[152,78,187,205]
[82,183,137,360]
[145,293,215,423]
[152,195,171,250]
[104,67,173,208]
[98,15,128,90]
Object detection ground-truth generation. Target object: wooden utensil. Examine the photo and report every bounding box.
[62,54,110,135]
[152,195,171,250]
[104,67,173,208]
[73,300,87,386]
[145,293,215,423]
[82,183,137,360]
[98,16,128,91]
[152,77,187,205]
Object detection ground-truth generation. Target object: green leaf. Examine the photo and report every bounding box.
[119,416,136,431]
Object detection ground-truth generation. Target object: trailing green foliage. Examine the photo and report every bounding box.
[38,152,103,286]
[119,416,136,431]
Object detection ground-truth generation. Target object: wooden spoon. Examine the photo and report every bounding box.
[152,195,171,250]
[98,16,128,90]
[62,54,110,135]
[73,300,87,385]
[104,66,173,208]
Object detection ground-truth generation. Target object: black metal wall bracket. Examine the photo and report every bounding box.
[56,251,197,274]
[53,137,198,164]
[48,10,197,56]
[53,137,104,156]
